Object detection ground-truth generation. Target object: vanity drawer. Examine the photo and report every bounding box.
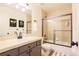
[19,52,29,56]
[36,40,41,46]
[19,44,29,54]
[19,50,29,56]
[19,42,36,54]
[28,42,36,49]
[0,48,18,56]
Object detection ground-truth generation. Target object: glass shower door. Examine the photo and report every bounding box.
[42,14,72,47]
[55,14,72,46]
[42,19,55,43]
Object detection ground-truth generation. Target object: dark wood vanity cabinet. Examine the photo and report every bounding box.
[0,48,18,56]
[19,40,41,56]
[19,50,29,56]
[0,40,41,56]
[30,46,41,56]
[29,40,41,56]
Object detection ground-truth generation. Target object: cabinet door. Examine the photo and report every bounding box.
[19,42,36,55]
[19,50,29,56]
[30,46,41,56]
[0,48,18,56]
[36,40,41,46]
[19,52,29,56]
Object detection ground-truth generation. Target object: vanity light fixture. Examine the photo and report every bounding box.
[15,4,19,9]
[17,3,30,12]
[22,8,26,12]
[18,3,27,7]
[6,3,11,5]
[6,3,30,12]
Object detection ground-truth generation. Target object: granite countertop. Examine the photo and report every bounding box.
[0,36,43,53]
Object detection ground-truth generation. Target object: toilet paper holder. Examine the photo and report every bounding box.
[71,41,78,47]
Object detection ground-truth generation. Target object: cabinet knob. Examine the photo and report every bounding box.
[28,46,30,48]
[30,50,32,52]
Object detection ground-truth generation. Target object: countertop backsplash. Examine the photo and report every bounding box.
[0,34,16,41]
[0,32,32,41]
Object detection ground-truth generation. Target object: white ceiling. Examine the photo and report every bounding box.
[0,3,31,12]
[40,3,72,14]
[0,3,72,15]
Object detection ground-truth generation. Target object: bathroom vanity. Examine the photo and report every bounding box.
[0,37,42,56]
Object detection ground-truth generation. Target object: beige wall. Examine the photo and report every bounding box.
[47,4,72,17]
[0,4,27,35]
[31,4,42,36]
[26,11,32,21]
[42,10,48,39]
[72,4,79,48]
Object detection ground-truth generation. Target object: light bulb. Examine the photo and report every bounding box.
[25,6,30,10]
[7,3,11,5]
[22,8,26,12]
[18,3,26,7]
[16,5,19,9]
[47,20,52,23]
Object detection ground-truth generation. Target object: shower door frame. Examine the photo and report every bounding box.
[42,13,72,47]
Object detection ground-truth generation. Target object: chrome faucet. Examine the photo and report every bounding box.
[14,31,18,36]
[14,31,22,39]
[18,32,22,39]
